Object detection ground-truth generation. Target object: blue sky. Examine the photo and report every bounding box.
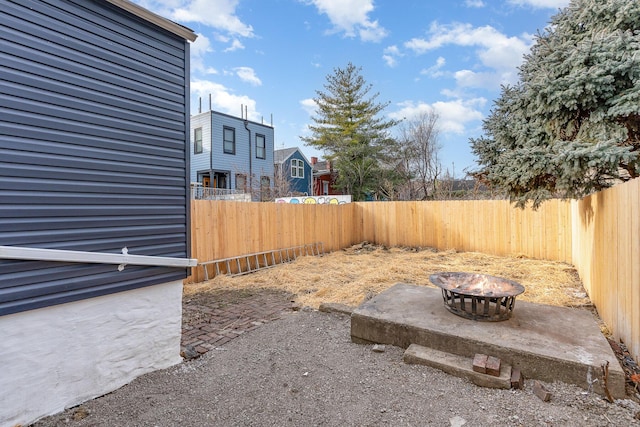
[137,0,570,176]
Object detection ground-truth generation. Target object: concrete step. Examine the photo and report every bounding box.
[351,283,626,398]
[404,344,512,389]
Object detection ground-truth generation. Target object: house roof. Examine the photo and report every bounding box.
[191,109,274,129]
[274,147,298,164]
[274,147,312,166]
[312,160,331,173]
[105,0,197,41]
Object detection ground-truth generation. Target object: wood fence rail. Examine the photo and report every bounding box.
[188,180,640,363]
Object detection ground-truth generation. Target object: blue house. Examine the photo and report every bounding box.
[191,109,274,200]
[274,147,313,196]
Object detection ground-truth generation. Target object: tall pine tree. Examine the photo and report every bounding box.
[471,0,640,208]
[302,63,399,200]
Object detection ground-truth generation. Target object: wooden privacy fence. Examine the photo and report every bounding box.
[189,198,573,282]
[357,199,572,262]
[188,183,640,363]
[189,201,361,283]
[571,178,640,363]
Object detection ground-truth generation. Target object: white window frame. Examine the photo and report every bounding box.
[290,159,304,179]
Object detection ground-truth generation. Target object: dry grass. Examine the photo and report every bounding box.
[185,243,591,310]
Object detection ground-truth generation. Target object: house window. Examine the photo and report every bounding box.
[223,126,235,154]
[323,181,329,195]
[291,159,304,178]
[256,134,266,159]
[194,127,203,154]
[236,173,246,191]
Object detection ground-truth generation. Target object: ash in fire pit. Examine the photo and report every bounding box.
[429,272,525,321]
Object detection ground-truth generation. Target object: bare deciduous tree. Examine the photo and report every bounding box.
[271,163,296,199]
[396,111,442,200]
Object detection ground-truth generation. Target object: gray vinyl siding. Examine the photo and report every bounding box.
[190,112,212,183]
[0,0,192,315]
[191,110,274,190]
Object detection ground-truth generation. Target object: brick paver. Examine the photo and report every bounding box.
[181,289,295,357]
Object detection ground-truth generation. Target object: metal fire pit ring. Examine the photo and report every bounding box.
[429,272,525,321]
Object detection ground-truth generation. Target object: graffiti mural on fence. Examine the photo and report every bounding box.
[275,195,352,205]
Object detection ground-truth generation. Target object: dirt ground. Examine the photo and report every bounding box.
[184,243,639,387]
[186,243,592,321]
[33,245,640,426]
[35,308,640,426]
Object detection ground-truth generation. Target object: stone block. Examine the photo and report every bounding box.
[511,368,524,389]
[404,344,511,389]
[533,380,551,402]
[486,356,501,377]
[472,353,488,373]
[372,344,386,353]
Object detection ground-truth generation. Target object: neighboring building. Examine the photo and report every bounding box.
[312,157,341,196]
[191,109,274,201]
[0,1,196,425]
[274,147,313,196]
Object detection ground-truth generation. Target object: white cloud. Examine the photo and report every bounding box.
[358,20,388,42]
[215,33,229,43]
[453,69,518,90]
[405,22,529,68]
[404,22,531,89]
[140,0,254,37]
[420,56,447,78]
[304,0,388,42]
[390,98,486,135]
[190,33,213,73]
[224,39,245,52]
[191,79,259,120]
[234,67,262,86]
[464,0,485,7]
[508,0,569,8]
[382,45,402,68]
[382,54,396,68]
[190,33,212,57]
[300,98,318,116]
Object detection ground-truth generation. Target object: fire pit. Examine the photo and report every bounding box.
[429,272,525,321]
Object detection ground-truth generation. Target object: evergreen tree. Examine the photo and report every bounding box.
[471,0,640,208]
[302,63,399,200]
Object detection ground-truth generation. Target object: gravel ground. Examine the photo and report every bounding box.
[35,310,640,427]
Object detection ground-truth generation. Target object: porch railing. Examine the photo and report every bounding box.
[190,186,251,201]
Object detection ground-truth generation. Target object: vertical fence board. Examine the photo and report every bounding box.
[190,199,572,265]
[571,178,640,363]
[631,180,640,361]
[617,185,631,347]
[187,185,638,363]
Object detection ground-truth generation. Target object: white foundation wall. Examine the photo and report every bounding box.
[0,280,183,427]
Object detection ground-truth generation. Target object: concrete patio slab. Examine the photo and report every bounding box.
[351,283,625,398]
